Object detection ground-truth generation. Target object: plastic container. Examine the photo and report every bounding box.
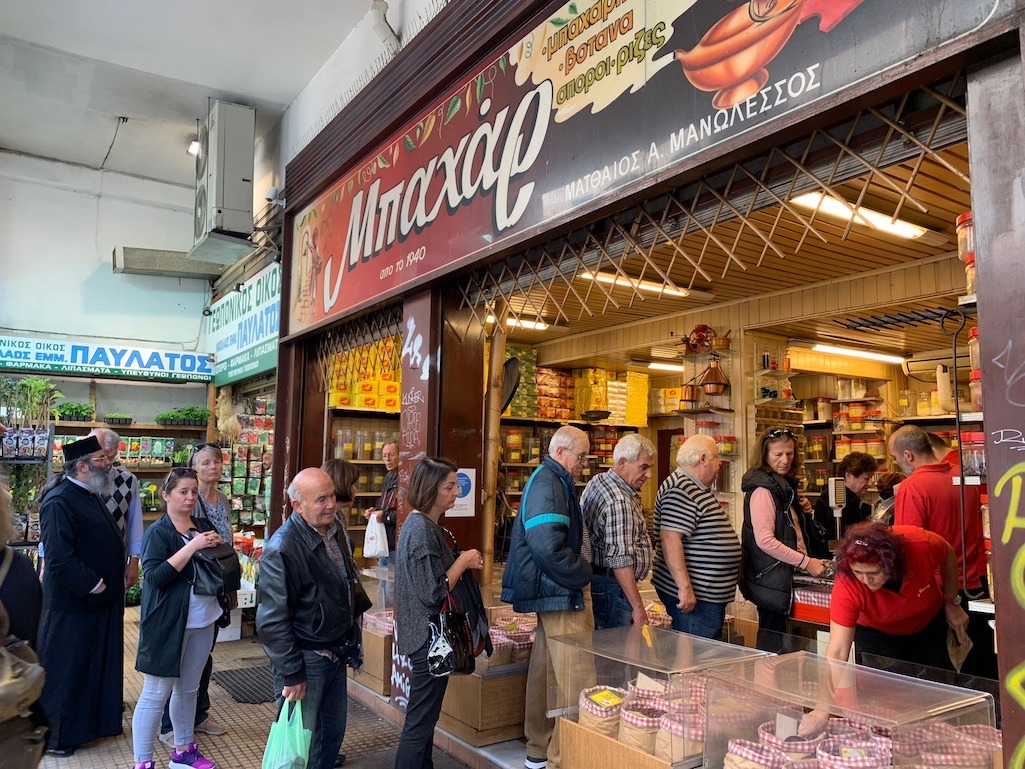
[713,460,731,493]
[526,437,541,464]
[848,402,867,420]
[835,408,850,432]
[863,408,882,426]
[813,397,832,422]
[358,468,370,492]
[981,494,990,540]
[371,468,385,493]
[969,369,984,411]
[801,400,815,422]
[809,436,827,461]
[965,252,977,294]
[373,431,387,460]
[968,327,981,372]
[851,437,868,455]
[834,438,852,461]
[836,378,852,401]
[898,390,915,417]
[505,429,524,463]
[956,211,973,261]
[850,378,867,399]
[867,436,885,459]
[930,389,944,416]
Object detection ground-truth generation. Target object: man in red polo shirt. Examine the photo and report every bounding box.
[890,425,994,677]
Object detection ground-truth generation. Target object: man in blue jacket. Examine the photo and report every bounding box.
[501,425,593,769]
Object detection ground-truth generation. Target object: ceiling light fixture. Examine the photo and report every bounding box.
[791,192,948,246]
[645,361,687,372]
[486,314,549,331]
[579,271,714,300]
[187,138,200,157]
[812,343,906,365]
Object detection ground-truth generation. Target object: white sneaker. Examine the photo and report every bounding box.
[525,758,547,769]
[158,732,175,748]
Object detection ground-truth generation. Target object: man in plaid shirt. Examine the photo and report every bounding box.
[581,433,655,629]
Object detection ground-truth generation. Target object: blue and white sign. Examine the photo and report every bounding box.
[207,263,281,385]
[449,468,476,518]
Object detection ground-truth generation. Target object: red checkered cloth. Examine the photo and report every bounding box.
[659,711,705,740]
[957,724,1002,748]
[727,739,789,768]
[629,675,668,700]
[816,737,891,769]
[919,737,996,766]
[578,686,628,718]
[758,721,827,755]
[781,760,820,769]
[793,588,832,608]
[621,700,666,729]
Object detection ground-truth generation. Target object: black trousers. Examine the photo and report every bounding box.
[394,644,450,769]
[854,609,953,671]
[755,607,789,653]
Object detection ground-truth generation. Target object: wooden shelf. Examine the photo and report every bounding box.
[54,421,210,432]
[329,408,399,418]
[832,430,883,435]
[958,293,977,308]
[502,415,638,429]
[754,397,798,407]
[803,420,831,428]
[0,457,48,464]
[898,412,984,424]
[831,398,884,404]
[355,491,384,497]
[753,368,809,379]
[504,462,540,468]
[803,459,832,464]
[349,459,386,465]
[673,406,734,416]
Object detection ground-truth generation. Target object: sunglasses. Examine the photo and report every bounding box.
[765,427,795,440]
[163,467,198,492]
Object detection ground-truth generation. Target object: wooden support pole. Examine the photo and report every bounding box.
[480,301,508,588]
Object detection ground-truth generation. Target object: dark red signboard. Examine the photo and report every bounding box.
[289,0,1011,337]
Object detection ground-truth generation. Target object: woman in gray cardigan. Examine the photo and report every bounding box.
[393,457,482,769]
[131,468,224,769]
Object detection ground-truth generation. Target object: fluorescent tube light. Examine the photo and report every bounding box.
[485,315,548,331]
[580,271,693,298]
[646,362,687,372]
[791,192,948,246]
[812,344,905,365]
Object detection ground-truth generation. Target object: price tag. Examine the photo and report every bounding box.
[587,688,625,708]
[840,747,870,758]
[776,713,799,741]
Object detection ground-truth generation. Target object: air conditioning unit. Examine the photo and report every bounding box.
[187,101,256,265]
[901,347,971,381]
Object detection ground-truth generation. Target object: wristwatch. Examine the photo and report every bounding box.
[945,594,962,606]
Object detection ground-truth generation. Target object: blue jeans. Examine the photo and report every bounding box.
[273,651,348,769]
[377,554,391,567]
[590,573,634,630]
[655,587,727,640]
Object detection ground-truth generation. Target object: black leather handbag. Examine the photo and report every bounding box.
[426,591,475,678]
[190,538,242,597]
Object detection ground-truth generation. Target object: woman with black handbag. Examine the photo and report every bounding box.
[394,457,483,769]
[130,468,224,769]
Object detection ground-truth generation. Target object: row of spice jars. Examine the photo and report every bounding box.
[834,406,882,432]
[835,436,886,460]
[333,429,393,461]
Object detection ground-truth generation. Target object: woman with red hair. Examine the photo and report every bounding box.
[825,521,969,669]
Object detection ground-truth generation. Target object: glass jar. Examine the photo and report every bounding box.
[801,400,815,422]
[696,420,717,437]
[969,370,983,411]
[372,430,386,460]
[358,468,371,492]
[371,468,386,493]
[850,379,867,399]
[898,390,914,417]
[848,402,867,421]
[867,436,885,459]
[526,437,541,464]
[507,468,522,491]
[713,460,731,493]
[505,429,524,463]
[981,495,990,540]
[965,252,977,294]
[809,436,827,461]
[333,429,345,459]
[851,437,868,455]
[835,408,850,432]
[956,211,973,261]
[341,429,355,460]
[353,430,368,460]
[814,397,833,422]
[916,391,932,417]
[835,438,852,461]
[836,378,852,401]
[815,468,829,489]
[968,327,981,372]
[715,435,736,456]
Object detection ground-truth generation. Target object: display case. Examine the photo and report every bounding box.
[549,625,769,768]
[348,566,395,695]
[704,651,999,768]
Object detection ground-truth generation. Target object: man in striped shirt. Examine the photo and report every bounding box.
[581,433,655,629]
[652,435,741,639]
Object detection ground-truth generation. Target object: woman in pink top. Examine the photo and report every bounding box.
[739,427,831,651]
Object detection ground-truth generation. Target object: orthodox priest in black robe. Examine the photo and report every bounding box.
[37,436,125,755]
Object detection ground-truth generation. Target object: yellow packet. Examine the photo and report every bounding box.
[587,688,625,708]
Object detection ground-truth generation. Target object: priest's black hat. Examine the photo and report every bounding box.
[63,435,102,463]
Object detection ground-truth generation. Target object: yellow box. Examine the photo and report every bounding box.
[329,391,354,408]
[378,381,400,396]
[381,395,400,412]
[355,379,379,395]
[380,370,396,381]
[356,393,380,410]
[663,387,681,399]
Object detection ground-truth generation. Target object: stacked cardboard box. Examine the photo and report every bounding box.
[606,373,627,424]
[504,344,538,418]
[328,334,402,413]
[535,366,574,421]
[625,372,649,426]
[573,368,608,415]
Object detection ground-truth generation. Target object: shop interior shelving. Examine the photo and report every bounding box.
[326,406,400,531]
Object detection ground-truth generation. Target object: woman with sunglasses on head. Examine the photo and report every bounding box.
[132,469,225,769]
[740,427,831,652]
[159,443,233,745]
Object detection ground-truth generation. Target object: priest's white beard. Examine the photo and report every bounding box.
[83,464,115,498]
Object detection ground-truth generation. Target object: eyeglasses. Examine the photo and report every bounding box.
[562,448,588,462]
[765,428,795,440]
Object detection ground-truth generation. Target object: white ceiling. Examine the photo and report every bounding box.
[0,0,375,187]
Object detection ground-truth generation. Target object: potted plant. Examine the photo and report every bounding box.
[56,402,93,422]
[103,412,133,426]
[154,410,174,426]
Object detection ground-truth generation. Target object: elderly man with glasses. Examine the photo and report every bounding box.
[37,436,126,757]
[501,425,593,769]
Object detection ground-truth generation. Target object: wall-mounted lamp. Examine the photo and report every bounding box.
[234,282,244,293]
[791,192,948,246]
[202,305,212,317]
[187,138,201,157]
[811,343,905,365]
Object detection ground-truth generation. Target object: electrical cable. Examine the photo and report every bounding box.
[100,117,129,169]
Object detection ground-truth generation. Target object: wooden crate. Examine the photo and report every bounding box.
[438,666,527,746]
[560,717,670,769]
[347,626,392,695]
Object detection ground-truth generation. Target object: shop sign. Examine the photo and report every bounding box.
[207,264,282,385]
[289,0,1012,336]
[0,333,213,381]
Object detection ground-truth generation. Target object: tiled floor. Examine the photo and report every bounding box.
[39,607,525,769]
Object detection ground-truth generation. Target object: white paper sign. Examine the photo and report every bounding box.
[448,468,476,518]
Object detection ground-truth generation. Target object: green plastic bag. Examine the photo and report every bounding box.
[262,700,312,769]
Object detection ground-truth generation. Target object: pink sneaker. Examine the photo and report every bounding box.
[168,742,216,769]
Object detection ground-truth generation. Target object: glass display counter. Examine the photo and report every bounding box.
[704,650,1000,768]
[352,565,395,695]
[548,625,769,768]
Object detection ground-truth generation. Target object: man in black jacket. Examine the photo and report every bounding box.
[257,468,362,769]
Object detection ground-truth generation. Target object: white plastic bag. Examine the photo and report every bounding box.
[363,514,389,559]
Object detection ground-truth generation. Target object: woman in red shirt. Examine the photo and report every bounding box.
[826,522,969,669]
